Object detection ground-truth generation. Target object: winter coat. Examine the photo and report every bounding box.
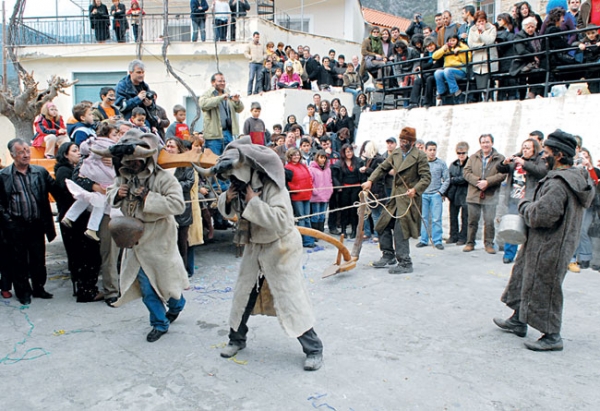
[368,148,431,238]
[463,148,507,205]
[446,159,469,206]
[110,3,129,30]
[495,28,517,73]
[496,154,548,204]
[308,161,333,203]
[509,30,546,76]
[361,154,385,199]
[33,116,66,147]
[190,0,209,20]
[79,136,117,187]
[432,42,471,69]
[89,3,109,30]
[0,165,59,242]
[229,0,250,18]
[285,161,313,202]
[108,166,190,307]
[217,178,316,337]
[114,74,150,120]
[174,166,195,228]
[91,102,121,123]
[257,66,277,93]
[501,167,594,334]
[468,22,499,74]
[198,87,244,141]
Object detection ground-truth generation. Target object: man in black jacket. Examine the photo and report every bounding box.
[229,0,250,41]
[0,139,60,305]
[190,0,209,42]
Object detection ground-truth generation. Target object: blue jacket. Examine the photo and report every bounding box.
[114,74,149,119]
[190,0,209,20]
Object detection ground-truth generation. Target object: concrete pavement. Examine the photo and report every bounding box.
[2,227,600,410]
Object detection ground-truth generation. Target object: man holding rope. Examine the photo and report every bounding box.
[361,127,431,274]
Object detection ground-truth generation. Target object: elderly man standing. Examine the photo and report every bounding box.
[199,72,244,156]
[0,139,60,305]
[462,134,506,254]
[362,127,431,274]
[115,59,150,120]
[494,130,594,351]
[244,31,265,95]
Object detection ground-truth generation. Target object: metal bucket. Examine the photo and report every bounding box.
[498,214,527,245]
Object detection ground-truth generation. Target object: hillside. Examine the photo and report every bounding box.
[361,0,437,22]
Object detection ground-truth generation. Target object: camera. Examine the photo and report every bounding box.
[145,90,156,100]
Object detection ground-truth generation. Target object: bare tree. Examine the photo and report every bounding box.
[0,0,77,141]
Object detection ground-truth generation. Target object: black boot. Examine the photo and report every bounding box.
[493,310,527,337]
[348,226,357,240]
[318,222,325,232]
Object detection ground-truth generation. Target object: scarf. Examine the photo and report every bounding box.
[370,35,383,56]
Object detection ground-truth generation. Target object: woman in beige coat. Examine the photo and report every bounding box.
[468,10,499,99]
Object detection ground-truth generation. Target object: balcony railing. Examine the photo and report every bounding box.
[11,13,260,45]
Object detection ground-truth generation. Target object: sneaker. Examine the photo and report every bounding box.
[568,262,580,273]
[372,256,396,268]
[503,258,514,264]
[415,242,428,248]
[84,229,100,242]
[388,265,413,275]
[1,290,12,299]
[146,328,167,343]
[61,217,73,228]
[304,353,323,371]
[524,333,563,351]
[435,244,444,250]
[220,343,245,358]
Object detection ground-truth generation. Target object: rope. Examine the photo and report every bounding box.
[0,305,51,365]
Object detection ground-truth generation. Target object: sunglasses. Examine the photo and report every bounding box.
[457,152,467,155]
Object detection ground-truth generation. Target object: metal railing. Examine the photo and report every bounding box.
[11,13,255,45]
[372,25,600,109]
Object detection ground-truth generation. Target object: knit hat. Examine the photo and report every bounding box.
[399,127,416,142]
[544,129,577,158]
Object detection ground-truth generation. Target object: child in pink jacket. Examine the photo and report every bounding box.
[308,149,333,232]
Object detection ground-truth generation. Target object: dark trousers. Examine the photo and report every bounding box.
[228,276,323,355]
[7,221,48,299]
[114,25,127,43]
[467,203,497,247]
[409,75,436,106]
[449,202,468,242]
[177,225,191,274]
[61,211,102,299]
[327,191,340,231]
[339,186,360,233]
[378,218,412,267]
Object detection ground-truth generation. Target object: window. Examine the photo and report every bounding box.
[277,15,312,32]
[479,0,495,21]
[72,72,127,104]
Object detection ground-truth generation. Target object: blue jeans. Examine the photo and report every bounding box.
[434,67,466,95]
[575,207,594,262]
[364,204,383,238]
[191,18,206,42]
[292,200,314,246]
[504,201,519,261]
[204,138,224,156]
[137,268,186,332]
[248,63,263,95]
[344,88,361,100]
[214,19,227,41]
[310,202,327,224]
[222,129,233,147]
[420,192,443,245]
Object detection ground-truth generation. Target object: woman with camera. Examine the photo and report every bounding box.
[496,138,547,263]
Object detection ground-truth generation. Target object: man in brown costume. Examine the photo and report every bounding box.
[494,130,594,351]
[361,127,431,274]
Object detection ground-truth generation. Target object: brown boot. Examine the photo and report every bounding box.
[463,244,475,252]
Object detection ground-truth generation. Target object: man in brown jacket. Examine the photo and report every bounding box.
[362,127,431,274]
[462,134,507,253]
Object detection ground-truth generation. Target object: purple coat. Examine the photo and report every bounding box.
[308,161,333,203]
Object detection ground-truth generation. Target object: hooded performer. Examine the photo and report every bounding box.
[494,130,594,351]
[104,133,190,343]
[193,136,323,371]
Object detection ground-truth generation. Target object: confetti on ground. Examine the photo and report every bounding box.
[229,356,247,365]
[307,393,337,410]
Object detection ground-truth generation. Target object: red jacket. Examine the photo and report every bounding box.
[285,161,313,202]
[33,116,66,147]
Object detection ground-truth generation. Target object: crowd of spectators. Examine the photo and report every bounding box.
[360,1,600,107]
